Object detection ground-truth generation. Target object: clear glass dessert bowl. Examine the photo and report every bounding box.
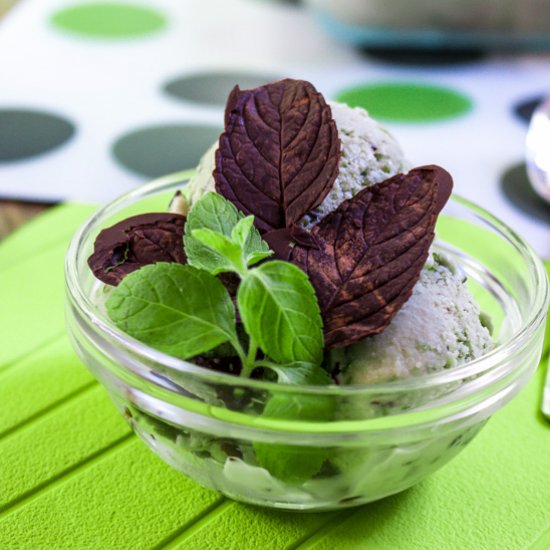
[65,170,548,511]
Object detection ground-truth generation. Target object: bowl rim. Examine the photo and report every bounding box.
[65,169,549,397]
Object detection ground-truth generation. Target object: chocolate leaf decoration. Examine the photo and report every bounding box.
[214,79,340,232]
[291,165,453,349]
[263,225,320,261]
[88,213,186,286]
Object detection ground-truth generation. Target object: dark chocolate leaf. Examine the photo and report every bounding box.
[88,213,186,286]
[291,165,453,349]
[214,79,340,232]
[263,225,320,261]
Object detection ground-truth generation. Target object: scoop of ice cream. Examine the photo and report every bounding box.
[301,101,408,226]
[182,98,492,387]
[182,101,408,225]
[331,253,493,385]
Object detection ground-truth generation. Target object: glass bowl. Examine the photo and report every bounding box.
[65,171,548,511]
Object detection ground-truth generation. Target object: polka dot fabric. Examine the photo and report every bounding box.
[1,1,550,547]
[112,123,222,178]
[0,0,548,259]
[163,71,281,107]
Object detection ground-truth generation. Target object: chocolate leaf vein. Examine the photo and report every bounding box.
[291,165,453,349]
[214,79,340,232]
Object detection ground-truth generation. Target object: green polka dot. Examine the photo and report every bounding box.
[51,3,166,39]
[335,82,472,123]
[112,123,222,178]
[164,71,281,107]
[0,109,75,162]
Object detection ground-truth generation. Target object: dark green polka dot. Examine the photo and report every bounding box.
[335,82,472,123]
[112,124,222,178]
[164,72,281,107]
[0,109,75,162]
[501,162,550,223]
[51,3,166,39]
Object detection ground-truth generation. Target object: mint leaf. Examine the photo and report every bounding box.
[106,262,237,359]
[231,215,254,245]
[260,361,331,385]
[231,215,271,266]
[184,192,271,275]
[192,228,246,274]
[254,393,334,483]
[184,192,241,275]
[237,261,323,365]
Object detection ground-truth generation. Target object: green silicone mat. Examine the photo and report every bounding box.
[1,204,550,550]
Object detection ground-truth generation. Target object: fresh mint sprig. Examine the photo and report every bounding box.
[184,192,271,276]
[106,193,326,382]
[104,192,333,485]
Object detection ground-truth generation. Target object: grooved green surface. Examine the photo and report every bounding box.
[0,385,130,510]
[169,502,341,549]
[0,439,223,549]
[0,203,96,267]
[1,239,82,368]
[1,205,549,549]
[0,338,94,436]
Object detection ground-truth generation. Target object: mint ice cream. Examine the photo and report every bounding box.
[332,253,493,385]
[179,100,491,385]
[84,79,498,510]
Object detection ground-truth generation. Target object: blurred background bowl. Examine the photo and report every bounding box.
[304,0,550,50]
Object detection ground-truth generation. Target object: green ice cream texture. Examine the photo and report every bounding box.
[178,101,493,384]
[332,254,493,385]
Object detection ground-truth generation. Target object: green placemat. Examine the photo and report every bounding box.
[1,204,549,549]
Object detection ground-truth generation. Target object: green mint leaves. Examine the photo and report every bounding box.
[104,191,332,485]
[105,192,325,378]
[105,263,238,359]
[238,261,324,366]
[184,192,271,276]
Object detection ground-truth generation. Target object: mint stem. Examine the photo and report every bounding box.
[253,360,280,369]
[246,338,258,365]
[240,364,254,378]
[230,338,248,371]
[240,338,258,378]
[228,336,257,378]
